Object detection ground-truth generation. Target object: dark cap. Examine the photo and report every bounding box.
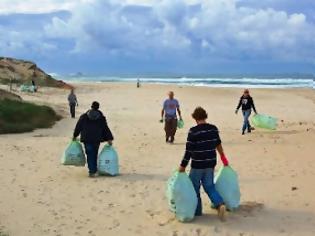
[91,101,100,110]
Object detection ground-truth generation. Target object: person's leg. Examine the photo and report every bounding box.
[70,104,75,118]
[201,168,226,220]
[246,110,252,132]
[201,168,224,207]
[164,119,171,142]
[84,143,100,175]
[170,118,177,143]
[242,110,251,134]
[242,111,246,134]
[189,169,203,216]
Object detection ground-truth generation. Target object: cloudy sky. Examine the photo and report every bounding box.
[0,0,314,75]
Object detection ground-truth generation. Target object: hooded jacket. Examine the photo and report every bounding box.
[73,109,113,143]
[236,95,257,113]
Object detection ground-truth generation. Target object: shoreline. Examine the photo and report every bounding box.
[64,80,315,90]
[0,82,315,236]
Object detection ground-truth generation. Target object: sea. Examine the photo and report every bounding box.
[55,74,315,89]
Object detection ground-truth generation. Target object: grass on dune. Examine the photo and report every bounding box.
[0,99,61,134]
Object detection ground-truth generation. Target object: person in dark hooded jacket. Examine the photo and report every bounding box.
[73,101,114,177]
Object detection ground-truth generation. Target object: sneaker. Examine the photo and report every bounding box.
[217,204,226,221]
[89,173,96,178]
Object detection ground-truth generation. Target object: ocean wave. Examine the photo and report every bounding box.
[58,76,315,88]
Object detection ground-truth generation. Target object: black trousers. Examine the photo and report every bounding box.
[70,104,76,118]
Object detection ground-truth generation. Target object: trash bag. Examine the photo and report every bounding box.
[214,166,240,211]
[19,85,35,93]
[177,119,184,129]
[98,144,119,176]
[251,114,277,130]
[61,141,86,166]
[166,171,198,222]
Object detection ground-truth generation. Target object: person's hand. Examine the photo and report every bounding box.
[220,154,229,166]
[108,140,113,146]
[235,109,238,114]
[159,118,164,123]
[178,166,186,172]
[179,116,183,121]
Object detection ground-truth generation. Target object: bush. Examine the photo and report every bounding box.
[0,99,61,134]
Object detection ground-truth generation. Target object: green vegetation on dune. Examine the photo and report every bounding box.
[0,99,61,134]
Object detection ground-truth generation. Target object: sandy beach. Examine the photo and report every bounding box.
[0,82,315,236]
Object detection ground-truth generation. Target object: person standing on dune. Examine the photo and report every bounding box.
[68,89,78,118]
[235,89,257,135]
[161,91,182,143]
[73,101,114,177]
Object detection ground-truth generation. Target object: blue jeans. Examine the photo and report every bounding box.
[242,109,252,132]
[84,143,100,174]
[189,168,224,216]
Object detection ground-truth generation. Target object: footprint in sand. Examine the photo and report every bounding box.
[236,201,264,217]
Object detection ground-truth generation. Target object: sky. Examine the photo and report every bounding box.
[0,0,314,75]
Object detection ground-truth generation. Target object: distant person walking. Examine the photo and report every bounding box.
[235,89,257,135]
[137,79,141,88]
[160,91,182,143]
[31,79,37,92]
[73,101,114,177]
[179,107,229,220]
[68,89,78,118]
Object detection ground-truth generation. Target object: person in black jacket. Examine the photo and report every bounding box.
[235,89,257,135]
[73,101,114,177]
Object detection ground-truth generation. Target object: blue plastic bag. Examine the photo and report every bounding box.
[98,144,119,176]
[166,171,198,222]
[19,85,35,93]
[251,114,277,130]
[214,166,240,211]
[61,141,86,166]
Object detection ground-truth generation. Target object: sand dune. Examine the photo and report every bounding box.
[0,83,315,236]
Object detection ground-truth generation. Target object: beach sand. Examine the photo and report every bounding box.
[0,83,315,236]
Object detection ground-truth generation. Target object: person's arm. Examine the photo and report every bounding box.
[235,97,242,114]
[75,95,78,106]
[215,128,229,166]
[179,130,194,172]
[161,101,165,122]
[177,107,182,120]
[217,144,229,166]
[176,100,182,120]
[251,97,257,114]
[73,116,83,139]
[103,116,114,144]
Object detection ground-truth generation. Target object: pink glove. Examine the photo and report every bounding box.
[220,154,229,166]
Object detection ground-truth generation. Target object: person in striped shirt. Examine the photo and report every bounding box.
[179,107,229,220]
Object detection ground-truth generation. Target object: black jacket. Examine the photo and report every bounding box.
[236,95,257,113]
[73,109,114,143]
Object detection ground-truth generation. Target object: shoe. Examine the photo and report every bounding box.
[89,173,96,178]
[242,131,245,135]
[217,204,226,221]
[170,137,174,143]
